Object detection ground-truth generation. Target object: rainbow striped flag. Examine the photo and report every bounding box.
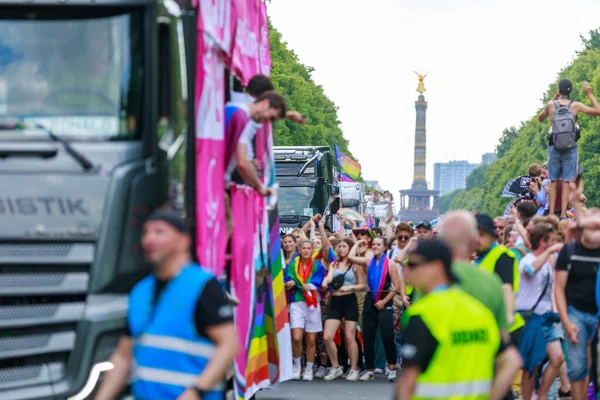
[334,144,361,182]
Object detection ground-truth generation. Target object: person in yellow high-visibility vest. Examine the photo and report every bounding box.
[475,214,525,345]
[396,239,522,400]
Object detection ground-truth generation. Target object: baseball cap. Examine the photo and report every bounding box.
[475,213,495,237]
[559,79,572,95]
[146,209,189,233]
[409,239,456,281]
[416,221,432,231]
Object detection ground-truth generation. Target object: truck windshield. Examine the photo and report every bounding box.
[278,186,318,217]
[0,9,143,140]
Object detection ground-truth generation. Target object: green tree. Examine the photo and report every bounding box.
[439,189,462,214]
[466,164,490,190]
[450,32,600,215]
[495,127,519,158]
[268,22,356,162]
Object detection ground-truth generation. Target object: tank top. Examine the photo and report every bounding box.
[333,264,357,286]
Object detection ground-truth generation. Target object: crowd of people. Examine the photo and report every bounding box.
[281,173,600,400]
[281,147,600,400]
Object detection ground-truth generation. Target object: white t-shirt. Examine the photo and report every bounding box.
[516,252,554,315]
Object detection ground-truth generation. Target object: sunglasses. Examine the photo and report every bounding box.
[397,235,410,241]
[494,225,505,230]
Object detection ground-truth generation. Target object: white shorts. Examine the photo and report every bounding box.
[290,302,322,333]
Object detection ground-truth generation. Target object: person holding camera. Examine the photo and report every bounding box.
[320,238,367,381]
[538,79,600,219]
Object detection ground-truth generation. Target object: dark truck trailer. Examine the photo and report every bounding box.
[0,0,197,398]
[274,146,339,235]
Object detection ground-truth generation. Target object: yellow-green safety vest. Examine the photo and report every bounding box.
[402,287,500,400]
[403,259,414,295]
[478,244,525,333]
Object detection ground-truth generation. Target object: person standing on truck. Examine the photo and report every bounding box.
[224,91,287,197]
[94,209,239,400]
[538,79,600,219]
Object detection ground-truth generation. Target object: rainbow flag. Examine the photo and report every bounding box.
[238,121,292,400]
[334,144,361,182]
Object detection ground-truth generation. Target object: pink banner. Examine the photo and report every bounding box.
[230,0,271,85]
[229,184,258,393]
[194,36,227,277]
[194,0,232,54]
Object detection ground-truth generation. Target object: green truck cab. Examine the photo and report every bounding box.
[274,146,339,235]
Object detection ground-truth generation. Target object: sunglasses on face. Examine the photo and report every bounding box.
[398,235,410,241]
[494,225,505,230]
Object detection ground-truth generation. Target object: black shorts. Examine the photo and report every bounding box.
[327,294,359,322]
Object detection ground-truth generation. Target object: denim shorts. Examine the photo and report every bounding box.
[548,145,578,182]
[565,305,599,381]
[542,323,561,343]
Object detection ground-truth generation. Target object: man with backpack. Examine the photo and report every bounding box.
[538,79,600,219]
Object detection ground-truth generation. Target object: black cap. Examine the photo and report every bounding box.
[146,209,189,233]
[412,239,456,281]
[559,79,572,96]
[475,213,495,237]
[416,220,432,231]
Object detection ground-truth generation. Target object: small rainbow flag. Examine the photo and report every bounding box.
[334,144,361,182]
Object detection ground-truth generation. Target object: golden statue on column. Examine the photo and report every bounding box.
[415,71,429,94]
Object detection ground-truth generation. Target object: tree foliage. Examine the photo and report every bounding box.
[439,189,461,214]
[268,21,355,159]
[448,31,600,215]
[466,164,490,191]
[495,127,519,158]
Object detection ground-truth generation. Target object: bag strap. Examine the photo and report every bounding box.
[553,100,561,110]
[528,272,550,313]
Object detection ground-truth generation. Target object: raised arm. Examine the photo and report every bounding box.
[574,82,600,116]
[348,240,372,269]
[528,243,564,274]
[318,218,332,265]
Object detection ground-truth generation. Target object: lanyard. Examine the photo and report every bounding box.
[430,284,449,293]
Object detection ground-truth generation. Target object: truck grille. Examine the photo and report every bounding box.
[0,242,93,391]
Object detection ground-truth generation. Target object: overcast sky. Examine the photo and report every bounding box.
[267,0,600,196]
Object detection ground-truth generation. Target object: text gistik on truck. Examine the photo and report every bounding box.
[0,0,258,398]
[274,146,339,235]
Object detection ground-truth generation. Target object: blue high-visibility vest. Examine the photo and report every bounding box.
[128,265,223,400]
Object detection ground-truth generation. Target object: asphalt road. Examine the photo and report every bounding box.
[255,375,395,400]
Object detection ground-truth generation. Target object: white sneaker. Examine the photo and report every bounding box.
[373,368,384,374]
[346,369,360,381]
[292,364,301,380]
[324,366,344,381]
[388,369,398,382]
[314,366,328,379]
[359,370,375,381]
[302,368,314,381]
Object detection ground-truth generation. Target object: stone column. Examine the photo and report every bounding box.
[412,95,428,190]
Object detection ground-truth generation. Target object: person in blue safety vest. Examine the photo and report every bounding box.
[95,209,239,400]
